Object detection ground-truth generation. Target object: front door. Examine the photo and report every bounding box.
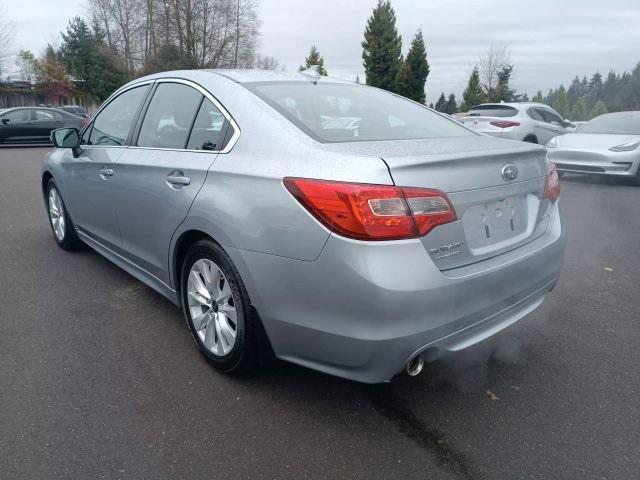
[112,81,233,285]
[63,84,150,249]
[0,109,31,142]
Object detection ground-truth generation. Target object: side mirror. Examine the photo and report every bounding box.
[51,127,81,157]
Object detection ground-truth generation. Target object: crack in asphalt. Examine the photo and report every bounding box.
[366,385,483,480]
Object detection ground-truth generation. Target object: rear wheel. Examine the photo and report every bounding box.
[181,240,268,373]
[633,166,640,186]
[46,179,81,250]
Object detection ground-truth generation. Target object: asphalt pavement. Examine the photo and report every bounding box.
[1,146,639,480]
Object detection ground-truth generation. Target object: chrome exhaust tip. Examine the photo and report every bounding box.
[406,355,425,377]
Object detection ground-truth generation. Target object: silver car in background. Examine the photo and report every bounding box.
[547,111,640,185]
[42,70,565,383]
[460,102,571,144]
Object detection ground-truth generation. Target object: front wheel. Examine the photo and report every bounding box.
[46,179,81,250]
[181,240,269,373]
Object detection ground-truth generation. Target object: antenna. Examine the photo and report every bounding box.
[299,65,321,84]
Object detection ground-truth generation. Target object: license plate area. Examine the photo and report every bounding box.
[462,196,527,249]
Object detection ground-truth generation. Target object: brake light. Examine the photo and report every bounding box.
[544,162,560,202]
[490,120,520,128]
[283,178,456,240]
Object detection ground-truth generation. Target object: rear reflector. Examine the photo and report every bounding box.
[283,178,456,241]
[490,120,520,128]
[544,162,560,202]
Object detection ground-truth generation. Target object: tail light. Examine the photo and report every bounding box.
[283,178,456,241]
[544,162,560,202]
[490,120,520,128]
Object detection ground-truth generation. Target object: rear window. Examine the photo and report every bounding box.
[578,113,640,135]
[246,81,474,143]
[467,104,518,118]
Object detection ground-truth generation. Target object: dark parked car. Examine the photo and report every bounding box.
[0,107,87,144]
[59,105,90,118]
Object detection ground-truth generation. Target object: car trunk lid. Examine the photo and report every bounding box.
[320,136,551,269]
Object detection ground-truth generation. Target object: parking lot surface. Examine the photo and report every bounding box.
[1,147,639,480]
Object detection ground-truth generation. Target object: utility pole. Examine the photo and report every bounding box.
[234,0,240,68]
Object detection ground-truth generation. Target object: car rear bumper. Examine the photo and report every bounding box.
[227,202,565,383]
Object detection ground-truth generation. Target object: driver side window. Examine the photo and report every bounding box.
[89,85,148,146]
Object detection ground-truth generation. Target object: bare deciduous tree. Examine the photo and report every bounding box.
[86,0,261,72]
[0,5,16,75]
[479,43,511,94]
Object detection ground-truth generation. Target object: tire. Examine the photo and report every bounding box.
[180,239,269,374]
[46,179,81,250]
[633,165,640,187]
[523,135,538,144]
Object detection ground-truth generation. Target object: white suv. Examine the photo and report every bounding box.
[460,102,572,144]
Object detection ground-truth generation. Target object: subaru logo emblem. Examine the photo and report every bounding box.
[501,163,518,181]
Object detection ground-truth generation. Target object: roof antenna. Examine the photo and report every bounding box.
[299,65,321,85]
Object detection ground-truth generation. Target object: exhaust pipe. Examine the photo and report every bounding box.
[405,355,424,377]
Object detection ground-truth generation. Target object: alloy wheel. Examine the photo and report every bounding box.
[48,188,66,242]
[187,259,238,356]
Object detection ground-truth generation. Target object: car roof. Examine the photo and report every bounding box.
[136,68,354,85]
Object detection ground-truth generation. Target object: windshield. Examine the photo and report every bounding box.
[246,82,474,143]
[578,112,640,135]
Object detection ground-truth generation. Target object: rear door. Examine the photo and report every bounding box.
[535,108,566,144]
[112,79,234,284]
[33,109,65,140]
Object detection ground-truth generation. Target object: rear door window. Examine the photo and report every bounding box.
[137,83,203,149]
[527,108,545,121]
[540,109,564,126]
[186,99,231,151]
[89,85,148,146]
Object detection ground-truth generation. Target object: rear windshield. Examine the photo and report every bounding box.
[467,104,518,117]
[578,113,640,135]
[246,81,474,143]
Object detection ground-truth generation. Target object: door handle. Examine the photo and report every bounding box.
[99,167,114,178]
[166,175,191,187]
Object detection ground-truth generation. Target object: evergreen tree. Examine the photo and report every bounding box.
[588,72,603,107]
[445,93,458,114]
[590,100,608,119]
[532,90,544,103]
[434,92,447,112]
[58,17,128,101]
[355,74,361,84]
[461,66,485,110]
[299,45,327,75]
[394,58,413,99]
[552,85,570,118]
[404,29,429,103]
[570,98,588,121]
[362,0,402,92]
[494,64,516,102]
[144,44,196,74]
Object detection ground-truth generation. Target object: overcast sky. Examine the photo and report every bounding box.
[3,0,639,103]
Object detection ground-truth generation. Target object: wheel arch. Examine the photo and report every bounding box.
[171,229,214,296]
[523,134,538,144]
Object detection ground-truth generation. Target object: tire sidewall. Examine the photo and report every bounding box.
[180,240,249,372]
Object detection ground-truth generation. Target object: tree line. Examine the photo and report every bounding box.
[5,0,640,121]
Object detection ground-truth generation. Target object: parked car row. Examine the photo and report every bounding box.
[459,103,640,185]
[0,106,88,144]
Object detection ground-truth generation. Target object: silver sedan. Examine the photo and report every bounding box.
[42,70,566,383]
[547,111,640,185]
